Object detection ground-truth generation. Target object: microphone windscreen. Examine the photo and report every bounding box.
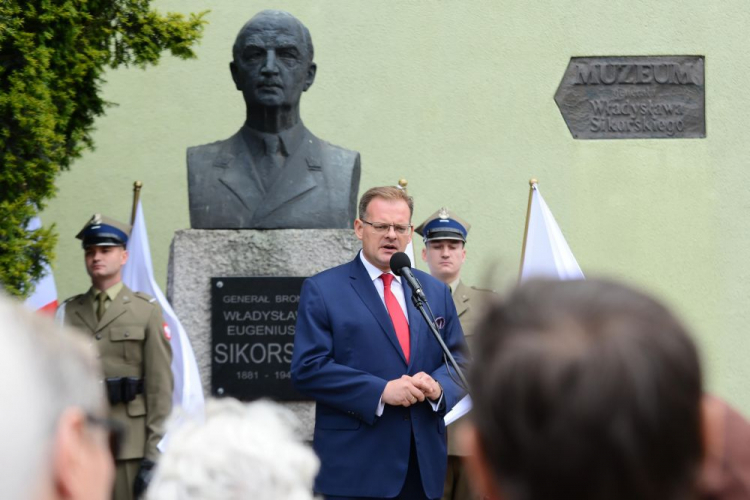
[389,252,412,276]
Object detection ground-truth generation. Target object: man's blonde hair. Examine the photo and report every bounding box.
[358,186,414,221]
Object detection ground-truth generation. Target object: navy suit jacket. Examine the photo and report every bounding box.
[291,254,468,498]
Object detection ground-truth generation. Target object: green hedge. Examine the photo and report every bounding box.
[0,0,207,297]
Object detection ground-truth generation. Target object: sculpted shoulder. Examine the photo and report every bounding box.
[305,130,360,172]
[187,134,237,170]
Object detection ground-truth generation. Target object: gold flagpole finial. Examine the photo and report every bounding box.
[131,181,143,226]
[529,178,538,187]
[397,178,408,195]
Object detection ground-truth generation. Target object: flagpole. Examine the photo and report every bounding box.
[131,181,143,226]
[519,178,538,279]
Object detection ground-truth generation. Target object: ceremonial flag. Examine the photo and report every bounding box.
[122,202,205,424]
[445,181,584,425]
[404,241,415,267]
[520,182,584,282]
[394,181,416,266]
[23,217,58,314]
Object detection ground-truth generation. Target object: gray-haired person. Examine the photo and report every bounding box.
[0,293,117,500]
[147,398,319,500]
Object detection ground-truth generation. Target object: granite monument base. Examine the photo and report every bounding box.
[167,228,362,439]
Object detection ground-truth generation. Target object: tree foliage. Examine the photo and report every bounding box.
[0,0,207,297]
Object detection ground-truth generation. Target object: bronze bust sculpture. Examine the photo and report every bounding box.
[187,10,361,229]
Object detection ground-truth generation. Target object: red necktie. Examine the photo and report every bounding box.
[381,273,410,362]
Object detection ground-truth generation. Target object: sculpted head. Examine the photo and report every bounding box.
[231,10,317,111]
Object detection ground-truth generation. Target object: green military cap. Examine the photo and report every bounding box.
[76,214,132,248]
[415,207,471,243]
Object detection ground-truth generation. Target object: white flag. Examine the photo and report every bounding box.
[23,217,58,314]
[446,184,584,425]
[404,241,415,267]
[122,202,205,428]
[520,184,584,282]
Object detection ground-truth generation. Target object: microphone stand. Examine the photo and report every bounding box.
[410,290,469,390]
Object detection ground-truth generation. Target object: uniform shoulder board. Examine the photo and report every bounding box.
[55,296,80,326]
[59,295,80,306]
[470,285,496,294]
[134,291,157,303]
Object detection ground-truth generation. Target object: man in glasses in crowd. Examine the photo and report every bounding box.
[292,186,468,500]
[57,214,173,500]
[0,293,118,500]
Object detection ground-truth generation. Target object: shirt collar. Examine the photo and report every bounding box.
[449,278,461,295]
[359,251,402,285]
[90,281,124,301]
[240,122,306,158]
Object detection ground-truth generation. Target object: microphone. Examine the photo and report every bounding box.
[389,252,427,302]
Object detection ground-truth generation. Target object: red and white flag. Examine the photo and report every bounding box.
[122,201,205,433]
[23,217,58,314]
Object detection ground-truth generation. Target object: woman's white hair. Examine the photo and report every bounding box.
[147,398,320,500]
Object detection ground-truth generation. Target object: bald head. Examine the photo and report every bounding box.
[233,10,314,65]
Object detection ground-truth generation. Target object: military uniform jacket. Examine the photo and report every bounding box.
[62,284,173,461]
[449,280,495,456]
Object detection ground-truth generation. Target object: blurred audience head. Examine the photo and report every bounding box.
[0,293,113,500]
[466,278,704,500]
[146,398,319,500]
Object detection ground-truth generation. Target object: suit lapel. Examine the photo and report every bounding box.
[217,132,265,215]
[96,287,129,333]
[251,130,318,222]
[348,258,408,364]
[403,279,422,371]
[73,293,97,333]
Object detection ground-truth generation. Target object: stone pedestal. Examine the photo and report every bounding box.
[167,229,361,439]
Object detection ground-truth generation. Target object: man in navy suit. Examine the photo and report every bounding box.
[291,186,468,500]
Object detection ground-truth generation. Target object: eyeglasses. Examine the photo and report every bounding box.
[360,219,412,235]
[86,413,125,461]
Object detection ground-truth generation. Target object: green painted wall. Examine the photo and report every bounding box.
[44,1,750,412]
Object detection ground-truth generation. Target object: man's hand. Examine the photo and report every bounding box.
[411,372,442,401]
[382,375,427,407]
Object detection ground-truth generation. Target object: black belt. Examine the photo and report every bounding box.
[105,377,144,405]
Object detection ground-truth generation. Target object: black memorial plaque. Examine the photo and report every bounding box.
[554,56,705,139]
[211,277,307,401]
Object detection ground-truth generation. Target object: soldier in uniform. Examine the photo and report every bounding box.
[415,208,495,500]
[58,214,173,500]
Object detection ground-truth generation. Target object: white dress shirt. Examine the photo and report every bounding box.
[359,251,409,322]
[358,252,441,415]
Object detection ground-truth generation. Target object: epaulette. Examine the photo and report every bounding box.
[134,291,157,304]
[470,285,497,294]
[59,295,80,306]
[55,296,81,326]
